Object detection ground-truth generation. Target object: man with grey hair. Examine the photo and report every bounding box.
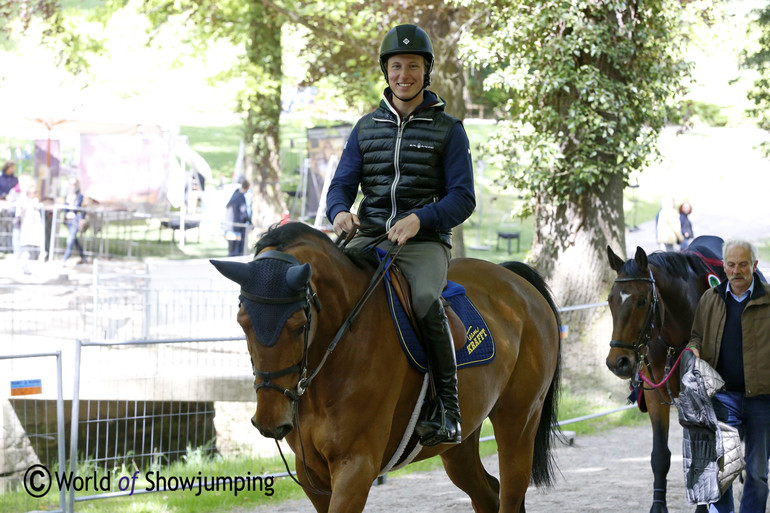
[687,239,770,512]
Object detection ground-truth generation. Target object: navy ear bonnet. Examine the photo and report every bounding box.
[210,251,312,347]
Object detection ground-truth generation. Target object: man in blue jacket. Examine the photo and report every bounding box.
[226,178,251,257]
[326,24,476,446]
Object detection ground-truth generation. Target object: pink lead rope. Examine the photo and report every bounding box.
[639,347,694,389]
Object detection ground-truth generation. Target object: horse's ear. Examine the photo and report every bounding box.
[286,263,312,291]
[210,259,252,286]
[634,246,649,270]
[607,246,625,272]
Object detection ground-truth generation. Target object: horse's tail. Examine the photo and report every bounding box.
[499,261,561,488]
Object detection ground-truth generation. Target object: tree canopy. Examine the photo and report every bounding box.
[744,2,770,156]
[455,0,694,310]
[458,0,691,218]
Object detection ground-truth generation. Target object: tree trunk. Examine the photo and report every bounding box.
[420,7,469,257]
[243,5,285,230]
[528,173,626,383]
[529,172,626,310]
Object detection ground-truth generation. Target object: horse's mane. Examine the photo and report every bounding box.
[254,222,373,270]
[622,251,711,279]
[254,222,333,254]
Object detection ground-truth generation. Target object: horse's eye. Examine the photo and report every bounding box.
[636,297,647,308]
[294,325,306,337]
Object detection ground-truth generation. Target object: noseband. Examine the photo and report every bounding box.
[609,268,662,356]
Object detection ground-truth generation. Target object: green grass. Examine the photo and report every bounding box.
[557,390,647,435]
[2,447,305,513]
[179,125,243,180]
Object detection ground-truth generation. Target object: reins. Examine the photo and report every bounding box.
[295,231,403,396]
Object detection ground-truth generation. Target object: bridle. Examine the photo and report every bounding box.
[609,268,683,404]
[249,235,403,403]
[609,268,662,355]
[246,278,321,403]
[246,235,403,495]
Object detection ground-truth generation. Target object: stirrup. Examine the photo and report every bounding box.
[415,398,461,446]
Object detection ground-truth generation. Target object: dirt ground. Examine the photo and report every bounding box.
[241,423,722,513]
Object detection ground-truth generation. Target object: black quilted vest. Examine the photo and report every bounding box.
[356,97,459,246]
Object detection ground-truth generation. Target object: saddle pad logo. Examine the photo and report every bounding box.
[466,325,489,356]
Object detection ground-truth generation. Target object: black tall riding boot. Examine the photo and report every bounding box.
[415,300,462,446]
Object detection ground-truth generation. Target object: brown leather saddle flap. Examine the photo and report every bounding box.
[388,264,465,351]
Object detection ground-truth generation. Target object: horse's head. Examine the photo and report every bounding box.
[211,238,321,440]
[605,246,660,379]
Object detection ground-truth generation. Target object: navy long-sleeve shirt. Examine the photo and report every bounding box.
[325,92,475,233]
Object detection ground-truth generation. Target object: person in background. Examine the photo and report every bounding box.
[325,24,476,446]
[62,177,87,265]
[680,201,694,251]
[656,196,683,251]
[0,161,19,199]
[225,177,251,257]
[15,175,45,273]
[1,161,20,255]
[686,239,770,513]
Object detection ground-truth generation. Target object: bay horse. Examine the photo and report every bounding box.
[212,222,561,513]
[606,245,719,513]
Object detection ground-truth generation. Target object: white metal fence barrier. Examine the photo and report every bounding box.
[1,263,243,344]
[66,336,255,511]
[0,352,66,513]
[0,203,254,263]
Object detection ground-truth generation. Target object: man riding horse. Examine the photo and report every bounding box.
[325,24,476,446]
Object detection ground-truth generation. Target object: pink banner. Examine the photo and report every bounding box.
[79,134,173,213]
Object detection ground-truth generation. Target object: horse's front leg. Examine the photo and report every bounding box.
[645,390,672,513]
[325,454,381,512]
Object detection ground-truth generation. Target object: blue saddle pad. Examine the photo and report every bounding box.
[380,262,496,373]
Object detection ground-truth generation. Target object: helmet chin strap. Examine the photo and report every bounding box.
[390,84,426,104]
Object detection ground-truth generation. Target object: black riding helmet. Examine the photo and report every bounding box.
[379,24,434,88]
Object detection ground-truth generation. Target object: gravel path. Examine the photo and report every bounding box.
[243,423,706,512]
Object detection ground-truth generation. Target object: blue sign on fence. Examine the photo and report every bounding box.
[10,378,42,396]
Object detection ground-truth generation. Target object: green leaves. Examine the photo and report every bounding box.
[459,0,691,211]
[744,3,770,157]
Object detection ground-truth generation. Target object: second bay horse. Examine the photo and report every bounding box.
[606,245,715,513]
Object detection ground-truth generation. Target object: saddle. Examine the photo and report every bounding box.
[386,264,467,352]
[340,242,495,371]
[682,235,725,283]
[375,250,496,373]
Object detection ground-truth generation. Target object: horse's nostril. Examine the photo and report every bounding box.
[606,354,634,378]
